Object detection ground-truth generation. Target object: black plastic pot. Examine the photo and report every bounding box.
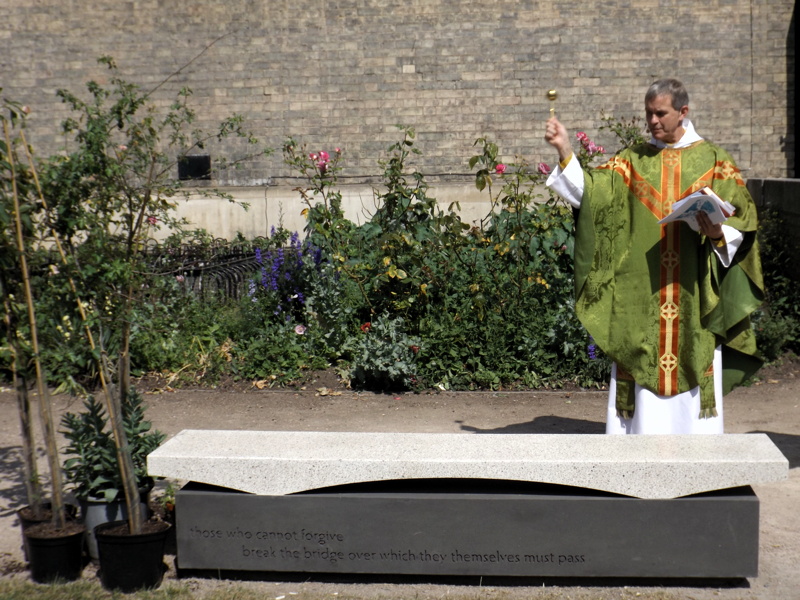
[23,522,86,583]
[17,503,79,562]
[80,493,149,561]
[95,520,171,592]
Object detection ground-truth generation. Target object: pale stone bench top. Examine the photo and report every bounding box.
[147,430,789,499]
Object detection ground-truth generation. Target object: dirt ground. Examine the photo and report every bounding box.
[0,358,798,600]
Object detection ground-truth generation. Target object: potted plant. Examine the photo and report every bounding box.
[61,390,166,561]
[3,96,88,584]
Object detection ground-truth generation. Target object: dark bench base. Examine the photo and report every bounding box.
[175,479,759,579]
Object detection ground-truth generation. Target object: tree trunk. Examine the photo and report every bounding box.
[5,119,66,529]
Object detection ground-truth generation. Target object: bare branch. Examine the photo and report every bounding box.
[146,30,238,98]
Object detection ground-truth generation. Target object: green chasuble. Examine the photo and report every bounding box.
[574,140,764,418]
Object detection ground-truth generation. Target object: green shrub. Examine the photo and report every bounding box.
[754,209,800,360]
[61,390,165,502]
[347,314,421,390]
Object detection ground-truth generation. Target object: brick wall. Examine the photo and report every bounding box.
[1,0,795,190]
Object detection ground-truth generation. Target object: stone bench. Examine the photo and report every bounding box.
[147,430,788,500]
[147,430,789,579]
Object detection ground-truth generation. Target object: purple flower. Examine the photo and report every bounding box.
[311,245,323,266]
[587,337,598,360]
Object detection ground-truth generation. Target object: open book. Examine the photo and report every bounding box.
[658,187,736,232]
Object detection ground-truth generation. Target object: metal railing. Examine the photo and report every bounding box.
[146,237,271,300]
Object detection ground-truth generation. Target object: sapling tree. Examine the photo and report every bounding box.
[1,95,66,527]
[38,55,271,533]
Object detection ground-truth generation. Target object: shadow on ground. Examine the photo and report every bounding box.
[751,431,800,468]
[457,416,605,435]
[0,446,28,519]
[177,569,751,590]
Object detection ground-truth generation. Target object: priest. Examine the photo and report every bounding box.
[544,78,764,434]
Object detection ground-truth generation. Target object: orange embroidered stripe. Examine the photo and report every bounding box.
[658,149,682,395]
[597,155,633,187]
[659,225,680,395]
[714,160,745,185]
[634,174,664,219]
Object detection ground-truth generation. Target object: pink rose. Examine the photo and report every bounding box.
[319,150,330,162]
[495,163,506,174]
[537,162,552,175]
[294,324,306,335]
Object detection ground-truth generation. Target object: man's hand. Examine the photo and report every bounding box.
[545,116,573,163]
[696,211,724,241]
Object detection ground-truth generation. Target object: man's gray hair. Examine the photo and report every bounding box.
[645,79,689,110]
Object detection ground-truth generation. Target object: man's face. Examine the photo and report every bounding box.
[645,94,689,144]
